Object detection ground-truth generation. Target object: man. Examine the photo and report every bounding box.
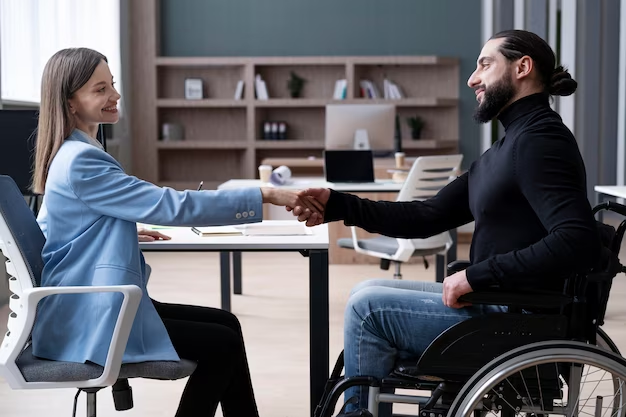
[290,30,601,415]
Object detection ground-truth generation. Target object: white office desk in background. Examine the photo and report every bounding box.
[140,220,330,414]
[218,177,404,193]
[594,186,626,221]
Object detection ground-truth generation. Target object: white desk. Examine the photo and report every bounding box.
[140,221,329,415]
[594,186,626,221]
[218,178,457,283]
[218,177,404,193]
[595,186,626,200]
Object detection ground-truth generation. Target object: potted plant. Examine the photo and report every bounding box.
[287,71,306,98]
[406,116,425,140]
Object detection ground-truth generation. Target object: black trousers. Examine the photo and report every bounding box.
[151,299,259,417]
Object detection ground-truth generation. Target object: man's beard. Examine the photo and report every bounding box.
[472,75,516,124]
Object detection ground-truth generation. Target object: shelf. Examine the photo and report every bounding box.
[157,99,247,108]
[402,139,457,149]
[255,99,338,107]
[254,98,457,107]
[155,56,458,66]
[156,57,251,66]
[255,140,324,149]
[255,139,456,150]
[349,98,458,107]
[157,141,248,150]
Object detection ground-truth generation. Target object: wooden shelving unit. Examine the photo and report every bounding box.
[130,1,460,189]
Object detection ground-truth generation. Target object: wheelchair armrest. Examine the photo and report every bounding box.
[458,288,573,310]
[447,260,471,273]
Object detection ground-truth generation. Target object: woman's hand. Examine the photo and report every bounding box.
[137,228,171,242]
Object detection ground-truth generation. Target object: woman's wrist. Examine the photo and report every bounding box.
[260,187,275,204]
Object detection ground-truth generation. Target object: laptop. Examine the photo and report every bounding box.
[323,150,375,183]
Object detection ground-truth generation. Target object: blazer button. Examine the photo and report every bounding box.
[242,211,249,218]
[236,213,242,219]
[249,210,255,217]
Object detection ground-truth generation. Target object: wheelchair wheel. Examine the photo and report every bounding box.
[447,340,626,417]
[598,327,621,355]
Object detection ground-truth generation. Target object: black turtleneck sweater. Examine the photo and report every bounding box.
[324,92,601,291]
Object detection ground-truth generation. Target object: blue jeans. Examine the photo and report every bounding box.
[343,279,506,416]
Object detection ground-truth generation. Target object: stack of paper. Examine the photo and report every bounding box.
[242,223,312,236]
[191,226,242,236]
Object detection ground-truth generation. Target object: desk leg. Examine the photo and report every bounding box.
[219,252,231,312]
[435,255,445,283]
[309,250,329,416]
[435,228,457,283]
[233,251,242,295]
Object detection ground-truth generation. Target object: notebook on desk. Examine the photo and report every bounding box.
[191,226,242,236]
[191,223,312,236]
[323,150,375,183]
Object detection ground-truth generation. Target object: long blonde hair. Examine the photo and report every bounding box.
[32,48,107,194]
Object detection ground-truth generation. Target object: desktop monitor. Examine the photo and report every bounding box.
[325,104,395,154]
[0,110,39,195]
[0,109,108,195]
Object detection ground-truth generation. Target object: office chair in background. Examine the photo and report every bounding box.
[337,154,463,280]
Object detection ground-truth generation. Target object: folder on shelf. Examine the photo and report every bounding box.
[191,225,243,236]
[234,80,244,100]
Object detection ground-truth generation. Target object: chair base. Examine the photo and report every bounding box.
[73,387,101,417]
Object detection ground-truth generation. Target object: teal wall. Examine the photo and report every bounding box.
[160,0,482,166]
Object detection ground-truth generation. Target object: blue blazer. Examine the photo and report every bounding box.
[33,129,263,366]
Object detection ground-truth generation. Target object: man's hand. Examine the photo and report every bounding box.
[287,188,330,227]
[137,229,171,242]
[442,270,473,309]
[260,188,325,225]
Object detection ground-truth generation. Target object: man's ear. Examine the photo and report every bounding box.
[515,55,533,80]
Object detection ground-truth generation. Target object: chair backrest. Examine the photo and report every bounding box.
[395,155,463,256]
[0,175,45,379]
[396,154,463,203]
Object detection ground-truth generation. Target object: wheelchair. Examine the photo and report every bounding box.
[316,201,626,417]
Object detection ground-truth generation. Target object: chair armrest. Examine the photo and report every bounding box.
[458,288,572,310]
[17,285,142,388]
[447,260,471,274]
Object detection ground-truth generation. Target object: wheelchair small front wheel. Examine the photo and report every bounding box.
[447,340,626,417]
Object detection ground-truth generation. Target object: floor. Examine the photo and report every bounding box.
[1,243,626,417]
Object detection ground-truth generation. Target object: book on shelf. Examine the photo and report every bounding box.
[359,80,380,99]
[234,80,244,100]
[383,79,404,99]
[333,79,347,99]
[255,74,269,100]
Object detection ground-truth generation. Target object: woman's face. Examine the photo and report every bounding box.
[68,60,120,129]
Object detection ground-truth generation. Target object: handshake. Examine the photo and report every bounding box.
[260,187,329,227]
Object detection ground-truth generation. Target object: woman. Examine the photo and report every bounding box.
[31,47,320,417]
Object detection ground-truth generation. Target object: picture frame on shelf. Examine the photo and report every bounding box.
[184,78,204,100]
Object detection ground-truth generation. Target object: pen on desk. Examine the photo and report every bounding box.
[197,181,204,191]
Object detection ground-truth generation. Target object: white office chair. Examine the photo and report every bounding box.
[337,154,463,279]
[0,175,196,417]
